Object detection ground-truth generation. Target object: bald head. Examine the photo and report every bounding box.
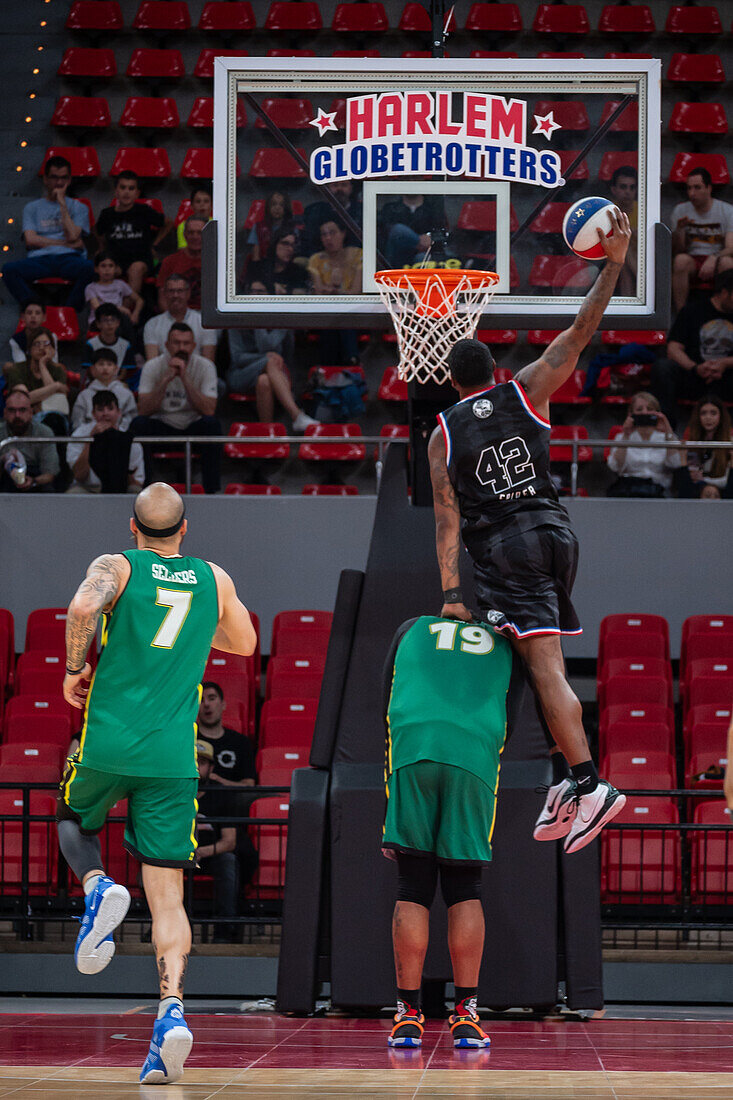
[131,483,187,548]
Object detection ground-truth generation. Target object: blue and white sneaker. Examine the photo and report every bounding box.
[74,876,130,975]
[139,1006,194,1085]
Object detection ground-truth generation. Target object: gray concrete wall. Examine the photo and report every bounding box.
[1,495,730,657]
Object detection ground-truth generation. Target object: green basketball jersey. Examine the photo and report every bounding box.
[386,615,513,789]
[79,549,219,778]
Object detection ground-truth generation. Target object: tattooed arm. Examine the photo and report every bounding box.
[63,553,130,709]
[428,427,472,623]
[515,208,632,417]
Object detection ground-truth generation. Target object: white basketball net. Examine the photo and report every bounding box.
[375,269,500,385]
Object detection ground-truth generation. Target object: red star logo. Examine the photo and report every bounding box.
[532,111,562,140]
[309,109,338,137]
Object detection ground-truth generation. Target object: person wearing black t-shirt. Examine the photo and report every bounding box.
[197,681,257,788]
[196,740,240,939]
[95,172,167,297]
[651,268,733,427]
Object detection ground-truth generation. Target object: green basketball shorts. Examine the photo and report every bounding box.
[383,760,496,864]
[58,755,199,869]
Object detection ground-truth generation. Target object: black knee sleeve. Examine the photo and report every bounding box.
[57,818,104,884]
[439,864,483,908]
[396,852,438,909]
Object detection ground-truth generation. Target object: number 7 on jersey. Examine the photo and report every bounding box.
[152,588,193,649]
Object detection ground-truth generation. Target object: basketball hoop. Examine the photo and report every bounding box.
[374,268,500,386]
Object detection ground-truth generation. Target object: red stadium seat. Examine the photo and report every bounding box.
[249,148,307,179]
[399,3,431,32]
[549,426,592,464]
[465,3,522,32]
[265,2,322,31]
[267,48,316,56]
[665,5,722,34]
[267,655,325,698]
[248,796,290,896]
[685,720,729,786]
[599,4,654,33]
[604,52,652,59]
[66,1,123,31]
[272,627,330,657]
[599,658,672,711]
[684,703,731,742]
[683,657,733,709]
[180,149,220,180]
[254,99,314,131]
[681,614,733,669]
[602,329,666,346]
[666,53,725,85]
[225,422,289,461]
[120,97,180,131]
[457,202,519,233]
[224,483,282,495]
[669,153,729,186]
[687,675,733,717]
[133,2,191,32]
[4,713,74,752]
[257,746,309,774]
[298,424,366,463]
[533,100,589,131]
[533,3,590,34]
[599,151,639,181]
[194,49,248,79]
[599,613,670,662]
[258,763,300,787]
[16,653,66,693]
[599,702,674,750]
[603,676,672,711]
[690,801,732,903]
[599,100,639,133]
[603,750,676,791]
[51,96,111,130]
[201,670,252,735]
[302,484,359,496]
[669,102,728,135]
[271,613,333,657]
[683,634,733,671]
[3,694,72,734]
[58,47,117,80]
[111,148,171,179]
[41,147,100,179]
[527,330,561,346]
[601,632,668,662]
[188,97,246,130]
[529,256,594,289]
[199,2,256,31]
[556,151,589,181]
[126,48,185,80]
[25,608,68,652]
[476,329,517,346]
[0,743,65,771]
[602,798,681,903]
[332,3,388,31]
[169,483,205,495]
[0,791,59,897]
[529,203,570,234]
[260,698,318,728]
[549,371,591,407]
[259,715,314,750]
[41,307,81,344]
[601,719,674,760]
[378,366,408,403]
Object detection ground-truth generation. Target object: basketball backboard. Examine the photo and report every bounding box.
[204,58,665,330]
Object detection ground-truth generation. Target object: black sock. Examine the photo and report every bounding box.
[550,750,571,785]
[397,988,421,1015]
[454,986,478,1014]
[571,760,599,793]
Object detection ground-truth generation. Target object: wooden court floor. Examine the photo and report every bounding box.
[0,1013,732,1098]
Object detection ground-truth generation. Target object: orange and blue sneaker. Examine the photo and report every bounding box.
[388,1002,425,1048]
[449,997,489,1049]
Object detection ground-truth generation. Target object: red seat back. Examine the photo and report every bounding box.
[691,801,732,901]
[602,798,681,902]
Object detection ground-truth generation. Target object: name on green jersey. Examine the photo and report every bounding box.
[151,562,198,585]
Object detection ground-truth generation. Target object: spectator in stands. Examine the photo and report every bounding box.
[156,218,205,311]
[301,179,362,256]
[2,155,94,311]
[250,227,308,295]
[66,390,143,494]
[606,391,681,497]
[670,167,733,312]
[197,682,257,789]
[6,299,58,369]
[82,303,137,389]
[5,328,69,432]
[249,191,295,263]
[228,318,317,431]
[71,348,137,431]
[651,269,733,427]
[0,387,58,492]
[308,218,362,365]
[609,166,638,296]
[379,194,448,268]
[131,322,221,494]
[676,395,732,500]
[176,183,212,250]
[143,275,217,363]
[195,739,240,941]
[95,171,168,297]
[84,251,143,330]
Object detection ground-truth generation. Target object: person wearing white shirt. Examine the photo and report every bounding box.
[143,274,217,362]
[71,347,137,431]
[131,323,221,493]
[67,391,143,493]
[670,167,733,311]
[607,392,681,497]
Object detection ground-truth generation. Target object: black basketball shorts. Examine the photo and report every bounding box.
[472,524,581,638]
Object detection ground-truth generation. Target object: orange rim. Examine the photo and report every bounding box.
[375,267,499,317]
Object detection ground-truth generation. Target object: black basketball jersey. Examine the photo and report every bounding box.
[437,379,571,553]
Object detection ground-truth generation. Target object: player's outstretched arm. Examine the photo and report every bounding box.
[515,209,632,415]
[428,427,472,623]
[209,564,257,656]
[63,553,130,709]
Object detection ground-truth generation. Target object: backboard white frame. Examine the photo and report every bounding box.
[212,58,662,324]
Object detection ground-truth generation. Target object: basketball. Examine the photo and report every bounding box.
[562,197,619,260]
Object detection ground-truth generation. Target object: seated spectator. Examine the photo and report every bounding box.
[95,171,168,297]
[2,155,94,311]
[156,218,205,311]
[301,179,362,256]
[6,299,58,369]
[0,387,59,492]
[176,183,212,250]
[82,303,137,389]
[66,390,143,494]
[308,219,362,365]
[71,348,137,431]
[4,328,69,433]
[197,681,257,788]
[250,227,308,295]
[195,739,240,941]
[379,193,448,268]
[670,167,733,312]
[606,391,681,497]
[676,394,733,500]
[130,323,221,494]
[650,269,733,427]
[227,280,317,431]
[249,190,295,263]
[85,251,143,329]
[609,166,638,296]
[143,275,217,363]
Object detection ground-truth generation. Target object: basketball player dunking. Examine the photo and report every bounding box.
[58,483,256,1085]
[428,209,632,854]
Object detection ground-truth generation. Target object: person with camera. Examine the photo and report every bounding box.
[606,392,681,497]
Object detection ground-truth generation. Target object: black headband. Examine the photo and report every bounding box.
[133,500,186,539]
